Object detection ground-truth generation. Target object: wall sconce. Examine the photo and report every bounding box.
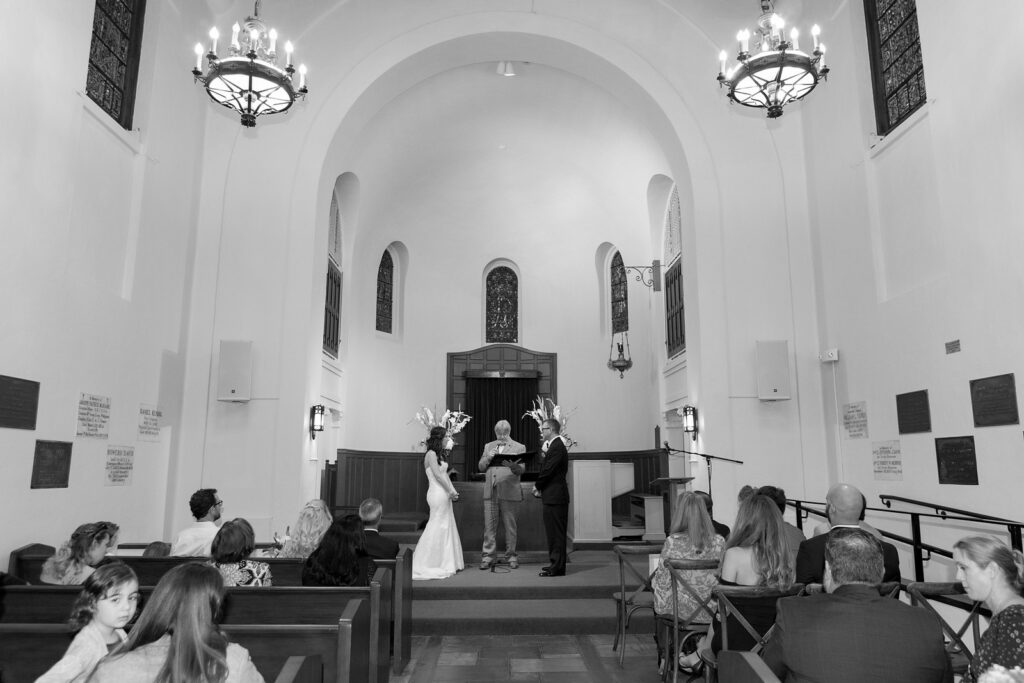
[622,259,662,291]
[310,404,325,440]
[681,405,698,441]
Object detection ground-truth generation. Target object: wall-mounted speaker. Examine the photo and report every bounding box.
[217,340,252,402]
[756,340,791,401]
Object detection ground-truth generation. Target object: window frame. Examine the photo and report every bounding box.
[86,0,147,130]
[863,0,928,136]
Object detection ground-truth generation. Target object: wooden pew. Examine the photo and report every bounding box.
[7,545,306,586]
[0,570,393,683]
[373,547,413,675]
[0,599,370,683]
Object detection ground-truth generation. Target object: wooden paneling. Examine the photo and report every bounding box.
[569,449,667,518]
[334,450,428,516]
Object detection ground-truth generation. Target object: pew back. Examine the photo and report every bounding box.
[373,547,413,675]
[0,600,371,683]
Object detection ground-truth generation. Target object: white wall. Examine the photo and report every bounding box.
[0,2,208,560]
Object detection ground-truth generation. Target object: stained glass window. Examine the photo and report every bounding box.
[375,251,393,334]
[328,195,341,264]
[663,187,682,266]
[86,0,147,129]
[611,252,628,334]
[486,267,518,343]
[323,261,341,357]
[664,187,685,357]
[864,0,927,135]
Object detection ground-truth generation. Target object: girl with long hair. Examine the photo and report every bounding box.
[953,535,1024,681]
[411,426,464,580]
[720,494,794,589]
[41,522,120,585]
[89,562,263,682]
[37,562,139,682]
[302,514,372,586]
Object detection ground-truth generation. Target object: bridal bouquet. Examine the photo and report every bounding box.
[523,395,577,448]
[414,405,471,438]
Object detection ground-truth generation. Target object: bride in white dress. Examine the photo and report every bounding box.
[412,426,465,580]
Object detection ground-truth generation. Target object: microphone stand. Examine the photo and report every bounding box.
[664,443,744,500]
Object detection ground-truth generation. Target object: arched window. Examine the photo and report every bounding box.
[664,187,685,357]
[485,266,518,343]
[328,194,341,265]
[375,250,394,334]
[323,194,342,358]
[611,251,628,334]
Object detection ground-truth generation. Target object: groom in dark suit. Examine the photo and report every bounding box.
[533,418,569,577]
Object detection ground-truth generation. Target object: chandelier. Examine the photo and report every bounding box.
[716,0,829,118]
[192,1,308,127]
[607,333,633,379]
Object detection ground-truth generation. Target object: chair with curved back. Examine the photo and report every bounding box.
[697,583,804,683]
[659,558,721,683]
[612,544,663,667]
[907,581,984,678]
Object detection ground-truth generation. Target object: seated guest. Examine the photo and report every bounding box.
[211,518,272,587]
[41,521,120,585]
[762,528,951,682]
[811,492,883,539]
[170,488,222,556]
[359,497,401,559]
[142,541,171,557]
[652,492,726,620]
[954,536,1024,682]
[37,562,138,682]
[757,485,805,568]
[91,562,264,682]
[270,499,334,559]
[795,483,900,585]
[302,514,373,587]
[693,490,730,540]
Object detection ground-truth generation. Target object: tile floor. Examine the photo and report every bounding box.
[389,632,698,683]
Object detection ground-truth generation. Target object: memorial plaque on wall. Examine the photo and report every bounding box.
[0,374,40,430]
[935,436,978,485]
[31,440,72,489]
[970,373,1019,427]
[896,390,931,434]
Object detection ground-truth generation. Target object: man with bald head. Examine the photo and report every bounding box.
[794,483,901,585]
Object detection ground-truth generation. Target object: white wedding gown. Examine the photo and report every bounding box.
[412,458,465,580]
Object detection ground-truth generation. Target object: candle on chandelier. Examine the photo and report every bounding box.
[269,29,278,55]
[299,64,307,89]
[231,23,241,50]
[194,43,204,71]
[811,25,821,50]
[790,27,799,51]
[819,44,827,69]
[738,29,750,54]
[249,29,259,52]
[285,41,294,67]
[719,50,727,76]
[209,27,219,55]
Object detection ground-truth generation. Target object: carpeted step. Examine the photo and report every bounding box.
[412,598,656,635]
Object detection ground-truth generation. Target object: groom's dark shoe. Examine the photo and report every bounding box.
[539,569,564,577]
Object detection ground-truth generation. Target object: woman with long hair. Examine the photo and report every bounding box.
[720,494,794,589]
[411,426,464,580]
[954,536,1024,681]
[302,514,372,586]
[275,499,333,559]
[652,492,726,618]
[41,522,120,585]
[89,562,263,682]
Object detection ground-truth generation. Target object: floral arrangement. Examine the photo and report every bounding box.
[979,665,1024,683]
[523,395,577,448]
[414,405,471,438]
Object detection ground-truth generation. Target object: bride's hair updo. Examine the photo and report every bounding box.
[425,426,448,460]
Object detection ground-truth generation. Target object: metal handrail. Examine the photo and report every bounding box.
[786,496,1024,582]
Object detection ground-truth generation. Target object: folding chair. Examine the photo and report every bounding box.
[907,581,985,677]
[699,583,804,683]
[612,544,663,667]
[659,558,721,683]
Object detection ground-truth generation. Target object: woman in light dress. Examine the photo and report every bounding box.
[41,521,120,585]
[412,426,464,580]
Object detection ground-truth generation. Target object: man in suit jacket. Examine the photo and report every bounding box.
[795,483,900,584]
[478,420,527,570]
[358,498,400,559]
[762,528,951,682]
[532,418,569,577]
